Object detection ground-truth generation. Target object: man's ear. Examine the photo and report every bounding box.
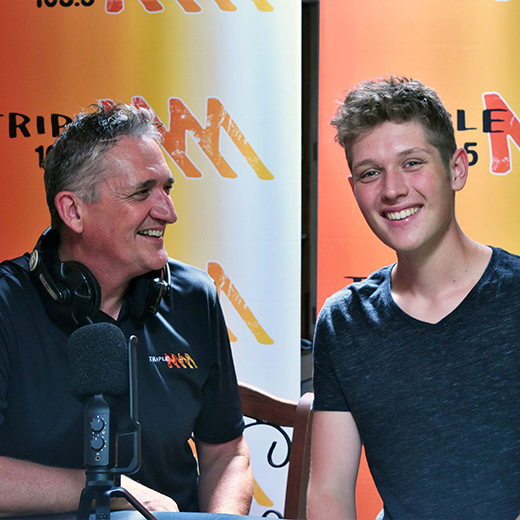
[450,147,469,192]
[348,175,355,194]
[54,191,85,233]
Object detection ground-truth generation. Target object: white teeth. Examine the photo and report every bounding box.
[386,207,420,221]
[138,230,163,237]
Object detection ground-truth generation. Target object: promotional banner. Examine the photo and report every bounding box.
[0,0,301,515]
[318,1,519,518]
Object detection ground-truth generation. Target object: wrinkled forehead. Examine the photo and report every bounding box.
[102,135,173,186]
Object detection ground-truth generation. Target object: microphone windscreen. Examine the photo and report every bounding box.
[67,322,129,398]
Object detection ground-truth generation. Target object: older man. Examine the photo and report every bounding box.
[0,103,253,516]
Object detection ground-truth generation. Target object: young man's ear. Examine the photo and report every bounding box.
[450,147,469,192]
[348,175,355,194]
[54,191,85,234]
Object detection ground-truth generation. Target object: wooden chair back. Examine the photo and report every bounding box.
[238,382,314,519]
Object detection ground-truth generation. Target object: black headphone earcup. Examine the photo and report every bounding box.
[30,228,103,326]
[129,264,171,320]
[55,261,102,325]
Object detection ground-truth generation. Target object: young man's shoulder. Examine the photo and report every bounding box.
[487,246,520,281]
[491,246,520,264]
[320,263,393,316]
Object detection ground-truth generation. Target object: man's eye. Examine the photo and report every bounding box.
[405,160,423,168]
[359,170,379,181]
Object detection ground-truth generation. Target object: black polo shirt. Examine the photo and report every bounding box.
[0,251,244,512]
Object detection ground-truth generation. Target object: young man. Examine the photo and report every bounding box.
[307,77,520,520]
[0,103,253,516]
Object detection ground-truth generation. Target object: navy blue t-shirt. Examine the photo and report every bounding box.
[0,252,244,512]
[313,247,520,520]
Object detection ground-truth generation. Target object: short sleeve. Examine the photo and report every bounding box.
[0,266,19,431]
[193,292,244,443]
[312,300,350,412]
[0,310,9,430]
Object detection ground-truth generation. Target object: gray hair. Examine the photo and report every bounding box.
[43,102,162,229]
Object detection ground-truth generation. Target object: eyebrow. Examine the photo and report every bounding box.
[134,176,174,191]
[352,158,378,171]
[397,147,431,157]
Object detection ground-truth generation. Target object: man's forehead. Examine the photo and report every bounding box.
[104,136,173,181]
[106,134,148,159]
[104,168,174,188]
[357,119,426,140]
[353,121,430,152]
[350,121,437,170]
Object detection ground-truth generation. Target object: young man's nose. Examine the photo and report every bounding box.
[381,169,408,201]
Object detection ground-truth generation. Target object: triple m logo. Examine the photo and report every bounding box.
[101,96,273,180]
[100,98,274,345]
[105,0,274,14]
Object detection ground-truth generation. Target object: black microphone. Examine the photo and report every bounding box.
[67,323,155,520]
[68,322,129,399]
[68,323,130,474]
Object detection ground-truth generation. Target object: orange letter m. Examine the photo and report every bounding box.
[483,92,520,175]
[133,96,273,180]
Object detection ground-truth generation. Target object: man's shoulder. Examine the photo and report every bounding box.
[488,246,520,283]
[491,246,520,268]
[323,264,392,310]
[314,265,393,349]
[167,258,217,295]
[317,265,393,331]
[0,254,30,285]
[0,255,35,317]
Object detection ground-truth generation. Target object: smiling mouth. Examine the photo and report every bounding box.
[385,206,421,221]
[138,229,164,238]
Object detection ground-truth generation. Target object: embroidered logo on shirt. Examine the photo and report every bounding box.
[148,353,198,369]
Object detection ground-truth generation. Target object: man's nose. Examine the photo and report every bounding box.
[381,169,408,201]
[152,192,178,224]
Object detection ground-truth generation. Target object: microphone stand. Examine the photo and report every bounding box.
[76,336,157,520]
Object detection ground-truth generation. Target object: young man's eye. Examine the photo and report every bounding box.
[359,170,379,181]
[405,160,423,168]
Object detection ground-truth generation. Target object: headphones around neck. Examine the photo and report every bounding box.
[29,227,171,326]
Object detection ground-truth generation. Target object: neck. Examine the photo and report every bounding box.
[391,223,492,323]
[393,224,478,291]
[97,290,127,320]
